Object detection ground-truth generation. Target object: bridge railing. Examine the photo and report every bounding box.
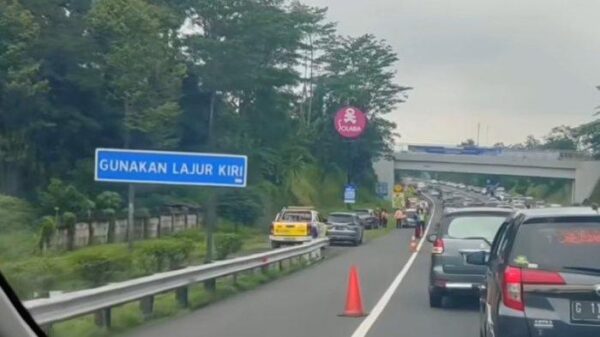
[396,143,593,161]
[24,238,328,333]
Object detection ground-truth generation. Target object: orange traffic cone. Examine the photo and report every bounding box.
[340,266,367,317]
[409,236,418,252]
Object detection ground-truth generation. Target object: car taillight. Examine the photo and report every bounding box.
[432,238,444,254]
[307,223,312,235]
[503,266,523,311]
[522,269,565,285]
[502,267,565,312]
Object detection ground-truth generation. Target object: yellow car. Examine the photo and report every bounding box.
[269,206,326,249]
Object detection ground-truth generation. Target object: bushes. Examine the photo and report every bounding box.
[134,239,194,274]
[214,233,243,260]
[1,235,200,298]
[38,216,56,252]
[0,194,35,231]
[170,229,205,242]
[1,257,66,299]
[68,245,131,286]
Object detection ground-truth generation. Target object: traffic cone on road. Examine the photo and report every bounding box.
[409,236,418,252]
[340,266,367,317]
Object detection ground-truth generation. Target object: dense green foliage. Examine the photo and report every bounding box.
[0,0,407,229]
[3,234,201,298]
[214,233,243,260]
[0,194,34,231]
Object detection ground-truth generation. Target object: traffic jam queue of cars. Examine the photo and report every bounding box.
[268,199,433,248]
[426,183,600,337]
[268,206,388,248]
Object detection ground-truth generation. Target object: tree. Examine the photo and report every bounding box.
[0,0,48,195]
[37,216,56,253]
[38,178,92,216]
[578,120,600,158]
[510,135,542,150]
[459,139,476,146]
[0,0,410,240]
[88,0,186,249]
[542,125,578,151]
[88,0,186,149]
[577,86,600,158]
[310,34,410,183]
[183,0,329,261]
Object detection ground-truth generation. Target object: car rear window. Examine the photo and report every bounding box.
[509,220,600,271]
[328,214,353,223]
[280,212,311,221]
[445,214,508,242]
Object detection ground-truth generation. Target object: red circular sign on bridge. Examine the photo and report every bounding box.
[334,106,367,139]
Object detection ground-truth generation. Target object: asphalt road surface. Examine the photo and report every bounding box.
[124,194,483,337]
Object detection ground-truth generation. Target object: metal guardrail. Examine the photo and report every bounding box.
[24,238,328,329]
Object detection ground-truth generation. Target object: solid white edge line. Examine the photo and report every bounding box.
[350,194,436,337]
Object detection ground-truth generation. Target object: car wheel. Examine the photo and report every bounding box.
[429,291,443,308]
[270,241,280,249]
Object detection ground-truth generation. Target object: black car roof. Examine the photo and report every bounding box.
[516,207,600,221]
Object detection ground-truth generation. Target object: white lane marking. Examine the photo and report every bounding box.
[350,194,436,337]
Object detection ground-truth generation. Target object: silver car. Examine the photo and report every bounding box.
[326,212,364,246]
[427,207,513,307]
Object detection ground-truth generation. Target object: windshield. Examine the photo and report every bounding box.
[1,0,599,337]
[446,215,508,242]
[510,220,600,271]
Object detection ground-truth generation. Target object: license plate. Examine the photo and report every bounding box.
[571,301,600,322]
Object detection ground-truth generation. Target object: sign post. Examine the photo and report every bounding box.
[334,106,367,207]
[344,185,357,205]
[95,148,248,251]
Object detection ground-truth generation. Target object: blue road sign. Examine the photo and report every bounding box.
[344,185,357,204]
[95,148,247,188]
[376,182,388,198]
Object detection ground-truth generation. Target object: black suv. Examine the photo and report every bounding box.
[467,207,600,337]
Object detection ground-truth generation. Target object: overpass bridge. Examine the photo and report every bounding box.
[374,148,600,203]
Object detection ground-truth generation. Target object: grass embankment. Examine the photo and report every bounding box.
[51,259,311,337]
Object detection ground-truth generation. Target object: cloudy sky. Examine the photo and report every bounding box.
[303,0,600,146]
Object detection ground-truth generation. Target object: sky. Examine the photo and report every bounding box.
[303,0,600,146]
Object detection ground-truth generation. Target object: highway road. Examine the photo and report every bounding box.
[124,193,483,337]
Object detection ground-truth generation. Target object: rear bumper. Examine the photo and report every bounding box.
[328,231,358,241]
[429,266,485,296]
[269,235,312,244]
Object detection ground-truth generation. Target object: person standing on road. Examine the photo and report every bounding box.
[394,208,405,229]
[416,207,426,238]
[381,209,388,228]
[412,211,422,238]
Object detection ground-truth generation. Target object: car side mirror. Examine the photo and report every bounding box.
[466,251,489,266]
[427,234,438,243]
